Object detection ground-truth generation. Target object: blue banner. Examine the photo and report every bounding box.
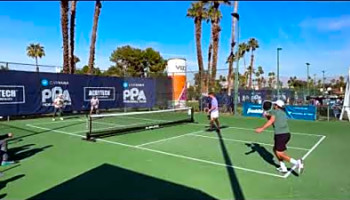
[0,71,158,116]
[285,105,317,121]
[243,102,264,118]
[243,103,317,121]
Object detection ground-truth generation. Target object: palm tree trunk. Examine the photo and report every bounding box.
[195,17,204,95]
[35,57,39,72]
[227,1,238,96]
[207,43,212,93]
[88,0,102,75]
[211,21,220,92]
[249,52,255,89]
[60,0,69,74]
[69,0,77,74]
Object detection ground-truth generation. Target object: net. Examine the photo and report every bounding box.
[85,107,194,140]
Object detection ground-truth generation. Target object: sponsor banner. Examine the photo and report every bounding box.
[84,87,115,101]
[285,105,317,121]
[122,78,155,108]
[243,102,264,118]
[0,85,25,104]
[243,102,316,121]
[0,71,157,116]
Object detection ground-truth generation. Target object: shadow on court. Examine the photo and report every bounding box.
[244,143,279,167]
[1,120,85,142]
[8,144,53,162]
[28,163,216,200]
[217,130,245,200]
[244,143,299,177]
[0,174,25,199]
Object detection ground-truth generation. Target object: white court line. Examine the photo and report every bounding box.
[136,130,205,147]
[283,135,327,178]
[122,116,171,123]
[26,124,285,178]
[30,119,85,126]
[189,134,310,151]
[192,123,326,137]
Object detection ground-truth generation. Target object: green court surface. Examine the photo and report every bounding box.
[0,113,349,199]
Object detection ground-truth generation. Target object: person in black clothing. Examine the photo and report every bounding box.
[0,133,15,166]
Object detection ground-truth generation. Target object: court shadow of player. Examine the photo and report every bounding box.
[8,144,53,162]
[28,163,216,200]
[244,143,279,168]
[0,174,25,198]
[216,131,245,200]
[4,121,85,142]
[205,125,229,132]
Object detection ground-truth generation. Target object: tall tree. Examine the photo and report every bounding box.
[187,2,208,95]
[226,1,238,96]
[268,72,276,89]
[208,1,230,91]
[26,43,45,72]
[236,42,249,87]
[254,66,264,89]
[107,45,166,77]
[247,38,259,89]
[60,0,69,73]
[69,0,77,74]
[88,0,102,75]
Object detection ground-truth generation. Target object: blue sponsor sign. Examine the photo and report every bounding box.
[0,85,25,104]
[243,103,317,121]
[122,78,156,108]
[285,105,317,121]
[84,87,115,101]
[0,71,158,116]
[243,102,264,118]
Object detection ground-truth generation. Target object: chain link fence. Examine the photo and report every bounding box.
[0,60,347,121]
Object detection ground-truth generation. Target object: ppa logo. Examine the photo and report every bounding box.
[123,88,147,103]
[42,86,71,107]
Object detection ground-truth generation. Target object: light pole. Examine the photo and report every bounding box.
[306,62,310,98]
[322,70,326,96]
[313,74,316,95]
[233,12,240,116]
[277,47,282,99]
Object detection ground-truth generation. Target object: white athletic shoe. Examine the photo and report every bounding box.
[297,159,304,174]
[60,117,64,121]
[276,167,288,173]
[52,118,55,121]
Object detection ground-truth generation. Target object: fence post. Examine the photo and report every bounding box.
[327,104,330,122]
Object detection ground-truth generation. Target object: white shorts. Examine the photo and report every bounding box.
[210,110,219,119]
[91,105,98,110]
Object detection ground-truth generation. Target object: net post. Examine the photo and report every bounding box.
[83,115,96,142]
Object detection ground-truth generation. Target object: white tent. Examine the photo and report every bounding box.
[340,68,350,121]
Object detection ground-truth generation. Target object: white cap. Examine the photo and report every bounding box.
[273,100,285,108]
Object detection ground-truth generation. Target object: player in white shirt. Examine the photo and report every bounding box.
[90,96,99,115]
[52,94,65,121]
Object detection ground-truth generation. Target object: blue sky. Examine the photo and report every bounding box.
[0,1,349,80]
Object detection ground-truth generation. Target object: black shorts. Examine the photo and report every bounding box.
[274,133,291,152]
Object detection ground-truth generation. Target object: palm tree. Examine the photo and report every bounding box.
[236,42,249,86]
[26,43,45,72]
[226,1,238,96]
[254,66,264,89]
[247,38,259,89]
[187,2,208,95]
[88,0,102,75]
[268,72,276,89]
[69,0,77,74]
[60,0,69,73]
[207,0,230,91]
